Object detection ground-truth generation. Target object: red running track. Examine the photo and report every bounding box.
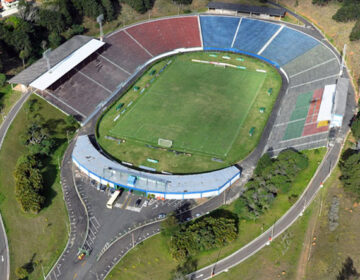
[126,16,202,56]
[302,88,329,137]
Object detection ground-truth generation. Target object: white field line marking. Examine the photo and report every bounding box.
[289,58,337,78]
[231,18,242,48]
[279,131,328,144]
[272,138,328,153]
[258,25,284,55]
[76,70,112,94]
[43,90,86,118]
[197,15,204,48]
[290,74,339,89]
[274,118,306,127]
[97,53,131,75]
[123,30,153,57]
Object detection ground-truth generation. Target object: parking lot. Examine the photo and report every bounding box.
[73,168,196,259]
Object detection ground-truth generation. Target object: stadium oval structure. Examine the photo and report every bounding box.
[72,14,341,200]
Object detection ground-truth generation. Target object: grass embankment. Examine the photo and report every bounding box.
[107,148,326,280]
[0,95,75,280]
[0,84,22,126]
[97,52,282,173]
[84,0,275,37]
[279,0,360,94]
[305,137,360,279]
[214,194,319,280]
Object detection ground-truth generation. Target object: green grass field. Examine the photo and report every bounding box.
[97,52,282,173]
[0,95,74,279]
[107,148,326,280]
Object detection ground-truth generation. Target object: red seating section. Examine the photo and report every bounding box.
[104,31,152,73]
[126,17,202,56]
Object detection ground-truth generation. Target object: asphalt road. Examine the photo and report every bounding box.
[0,90,31,280]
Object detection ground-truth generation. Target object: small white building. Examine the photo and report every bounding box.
[317,84,336,127]
[331,78,349,128]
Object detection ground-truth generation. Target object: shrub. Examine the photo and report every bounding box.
[350,20,360,41]
[0,73,6,88]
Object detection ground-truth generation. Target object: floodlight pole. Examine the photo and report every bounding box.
[97,14,104,41]
[340,44,347,77]
[43,48,52,72]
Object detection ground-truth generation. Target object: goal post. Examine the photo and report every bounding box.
[158,138,173,148]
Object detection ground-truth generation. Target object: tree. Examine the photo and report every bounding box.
[337,257,360,280]
[37,8,66,34]
[169,216,238,262]
[48,31,63,48]
[101,0,115,21]
[161,213,180,237]
[23,120,55,156]
[350,20,360,41]
[351,113,360,140]
[14,155,45,213]
[339,149,360,199]
[15,266,29,279]
[19,48,30,68]
[0,73,6,88]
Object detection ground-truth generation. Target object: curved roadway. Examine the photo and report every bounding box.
[0,90,31,280]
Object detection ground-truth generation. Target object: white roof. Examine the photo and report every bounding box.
[30,39,105,90]
[72,135,240,194]
[317,84,335,122]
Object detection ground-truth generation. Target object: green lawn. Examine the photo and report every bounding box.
[0,84,22,126]
[213,197,318,280]
[107,148,326,280]
[97,52,282,173]
[0,95,73,279]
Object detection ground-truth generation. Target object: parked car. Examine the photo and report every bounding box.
[135,199,142,207]
[158,213,166,219]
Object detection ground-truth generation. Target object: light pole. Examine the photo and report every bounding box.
[43,48,52,72]
[97,14,104,41]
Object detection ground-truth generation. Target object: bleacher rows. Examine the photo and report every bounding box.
[46,15,339,153]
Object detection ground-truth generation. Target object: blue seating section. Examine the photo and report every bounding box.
[232,18,280,53]
[200,16,240,48]
[261,27,319,66]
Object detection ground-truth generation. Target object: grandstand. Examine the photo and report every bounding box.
[261,27,319,66]
[200,16,240,49]
[232,18,281,53]
[9,14,349,196]
[125,16,202,56]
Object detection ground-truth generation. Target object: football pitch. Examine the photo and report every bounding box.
[109,55,266,158]
[98,52,282,173]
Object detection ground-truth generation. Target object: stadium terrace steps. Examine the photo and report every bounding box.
[76,55,129,92]
[103,31,152,73]
[270,133,328,155]
[289,61,340,86]
[232,18,281,54]
[200,15,240,48]
[125,17,202,56]
[282,44,338,77]
[261,27,319,66]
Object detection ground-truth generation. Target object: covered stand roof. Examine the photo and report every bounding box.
[207,2,286,17]
[30,39,105,90]
[8,35,99,86]
[317,84,336,122]
[333,77,349,117]
[72,135,240,195]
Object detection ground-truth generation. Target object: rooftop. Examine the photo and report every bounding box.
[8,35,94,86]
[72,135,240,195]
[207,2,286,17]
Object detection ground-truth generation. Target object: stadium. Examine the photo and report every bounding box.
[10,13,347,200]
